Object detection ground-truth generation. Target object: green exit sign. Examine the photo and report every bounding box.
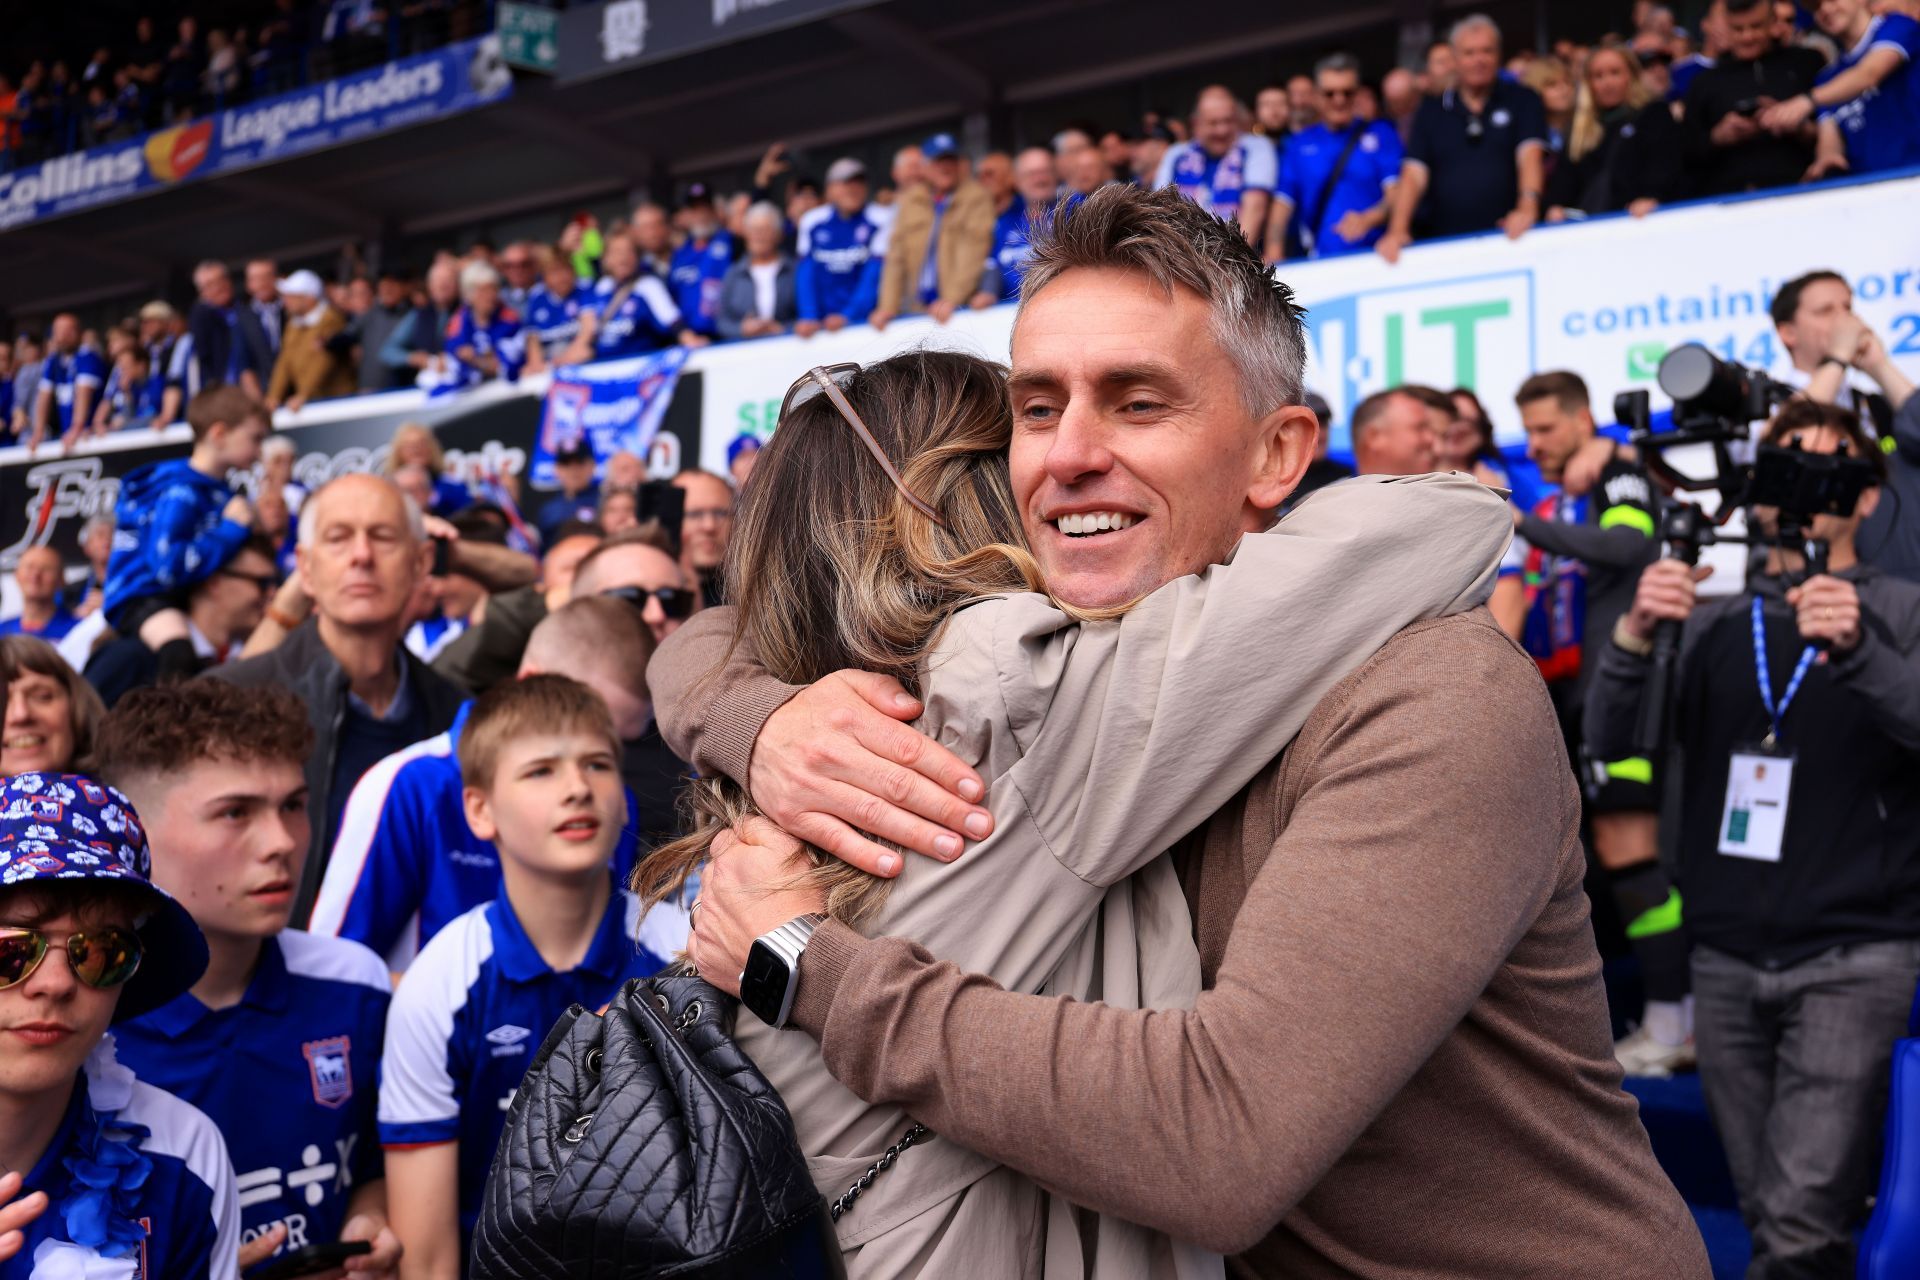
[498,2,560,73]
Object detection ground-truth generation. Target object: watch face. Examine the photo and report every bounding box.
[740,938,789,1025]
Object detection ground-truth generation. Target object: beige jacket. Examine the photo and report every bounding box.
[654,473,1514,1279]
[875,178,997,315]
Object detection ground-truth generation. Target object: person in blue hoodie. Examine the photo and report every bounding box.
[101,385,265,676]
[793,157,887,337]
[667,184,736,339]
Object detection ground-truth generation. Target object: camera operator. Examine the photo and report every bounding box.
[1511,372,1684,1076]
[1587,400,1920,1279]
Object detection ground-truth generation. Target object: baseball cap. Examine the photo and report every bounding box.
[682,182,715,207]
[825,157,867,184]
[726,433,762,468]
[0,772,208,1022]
[138,300,175,323]
[555,439,595,465]
[922,132,960,160]
[277,269,324,299]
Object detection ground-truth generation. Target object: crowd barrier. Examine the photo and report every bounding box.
[4,168,1916,575]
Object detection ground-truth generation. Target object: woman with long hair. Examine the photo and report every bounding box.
[633,349,1510,1276]
[1546,43,1683,220]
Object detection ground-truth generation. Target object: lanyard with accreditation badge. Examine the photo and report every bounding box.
[1718,596,1817,862]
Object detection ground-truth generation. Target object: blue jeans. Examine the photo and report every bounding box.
[1693,939,1920,1280]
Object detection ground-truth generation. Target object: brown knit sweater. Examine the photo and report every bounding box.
[651,608,1711,1278]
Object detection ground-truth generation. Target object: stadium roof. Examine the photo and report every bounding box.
[1,0,1532,321]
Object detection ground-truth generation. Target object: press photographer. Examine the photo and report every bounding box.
[1585,399,1920,1279]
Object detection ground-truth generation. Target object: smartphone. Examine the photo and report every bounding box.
[249,1242,373,1280]
[634,479,685,558]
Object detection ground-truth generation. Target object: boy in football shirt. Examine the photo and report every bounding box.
[103,682,403,1276]
[314,597,662,971]
[101,384,265,668]
[379,675,684,1275]
[0,771,242,1279]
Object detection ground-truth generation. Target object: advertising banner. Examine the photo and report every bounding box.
[533,348,689,486]
[0,36,513,230]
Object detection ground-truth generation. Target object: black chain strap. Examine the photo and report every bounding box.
[829,1123,930,1221]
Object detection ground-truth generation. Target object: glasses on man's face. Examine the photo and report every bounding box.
[601,585,698,620]
[0,924,144,991]
[217,567,278,595]
[1465,114,1486,145]
[781,364,946,526]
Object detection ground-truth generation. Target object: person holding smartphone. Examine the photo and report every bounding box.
[1679,0,1825,196]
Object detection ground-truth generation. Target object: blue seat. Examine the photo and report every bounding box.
[1858,983,1920,1278]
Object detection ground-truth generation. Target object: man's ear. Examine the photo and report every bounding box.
[1248,403,1319,513]
[463,786,498,843]
[294,544,313,599]
[1857,484,1882,523]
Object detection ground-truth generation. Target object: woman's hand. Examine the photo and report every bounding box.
[686,818,827,996]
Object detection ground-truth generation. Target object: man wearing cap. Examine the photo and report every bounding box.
[0,771,243,1277]
[872,133,996,330]
[536,441,602,548]
[668,185,737,340]
[138,301,179,397]
[266,270,356,416]
[794,158,888,338]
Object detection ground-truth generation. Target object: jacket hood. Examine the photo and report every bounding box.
[117,457,232,509]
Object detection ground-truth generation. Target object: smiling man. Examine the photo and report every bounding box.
[214,474,464,925]
[653,185,1708,1276]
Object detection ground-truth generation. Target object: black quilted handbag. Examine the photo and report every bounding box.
[471,969,845,1279]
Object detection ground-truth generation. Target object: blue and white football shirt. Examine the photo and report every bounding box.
[794,204,886,322]
[1154,134,1279,223]
[311,701,647,970]
[523,281,595,353]
[587,273,683,360]
[377,888,686,1242]
[11,1041,240,1280]
[38,346,106,436]
[114,931,390,1266]
[668,231,735,337]
[1819,13,1920,174]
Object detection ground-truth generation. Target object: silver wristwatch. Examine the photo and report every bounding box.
[739,914,826,1028]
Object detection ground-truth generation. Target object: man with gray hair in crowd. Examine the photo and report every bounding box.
[1379,13,1548,262]
[213,472,465,924]
[658,183,1709,1276]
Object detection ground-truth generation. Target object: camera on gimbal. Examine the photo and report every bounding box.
[1613,343,1881,755]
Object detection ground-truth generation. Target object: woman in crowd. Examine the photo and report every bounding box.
[445,261,526,389]
[1438,386,1511,490]
[565,231,700,362]
[383,421,471,514]
[631,350,1509,1277]
[715,202,797,340]
[0,635,106,776]
[1546,43,1682,220]
[1524,54,1577,155]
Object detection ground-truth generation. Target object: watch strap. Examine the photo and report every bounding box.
[750,914,825,1028]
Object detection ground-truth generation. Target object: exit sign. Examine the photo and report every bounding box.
[498,2,560,73]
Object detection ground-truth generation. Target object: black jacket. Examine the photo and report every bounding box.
[211,619,464,923]
[1680,46,1825,197]
[186,299,275,389]
[1859,390,1920,583]
[1545,101,1684,215]
[1586,564,1920,965]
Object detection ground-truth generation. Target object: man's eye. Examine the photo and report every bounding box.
[1124,399,1161,414]
[1020,403,1057,422]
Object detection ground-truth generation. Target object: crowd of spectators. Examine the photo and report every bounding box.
[7,0,1920,450]
[0,2,489,167]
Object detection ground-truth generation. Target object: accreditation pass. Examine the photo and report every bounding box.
[1718,749,1794,862]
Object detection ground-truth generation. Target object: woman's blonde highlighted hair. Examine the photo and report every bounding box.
[632,350,1065,926]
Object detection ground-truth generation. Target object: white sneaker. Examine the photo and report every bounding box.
[1614,1024,1697,1078]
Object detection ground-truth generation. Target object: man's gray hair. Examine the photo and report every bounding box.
[1015,184,1307,419]
[297,474,425,548]
[1314,52,1362,79]
[1449,13,1501,46]
[261,434,297,462]
[743,200,784,232]
[459,261,500,299]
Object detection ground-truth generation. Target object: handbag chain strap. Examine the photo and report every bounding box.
[829,1123,929,1221]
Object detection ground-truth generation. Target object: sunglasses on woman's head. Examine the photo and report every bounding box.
[0,925,144,991]
[781,364,947,526]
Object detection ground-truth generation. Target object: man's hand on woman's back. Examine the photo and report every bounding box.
[753,670,994,877]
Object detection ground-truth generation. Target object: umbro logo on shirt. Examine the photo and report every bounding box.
[486,1025,532,1057]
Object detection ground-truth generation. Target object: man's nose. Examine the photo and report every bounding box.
[1044,403,1116,487]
